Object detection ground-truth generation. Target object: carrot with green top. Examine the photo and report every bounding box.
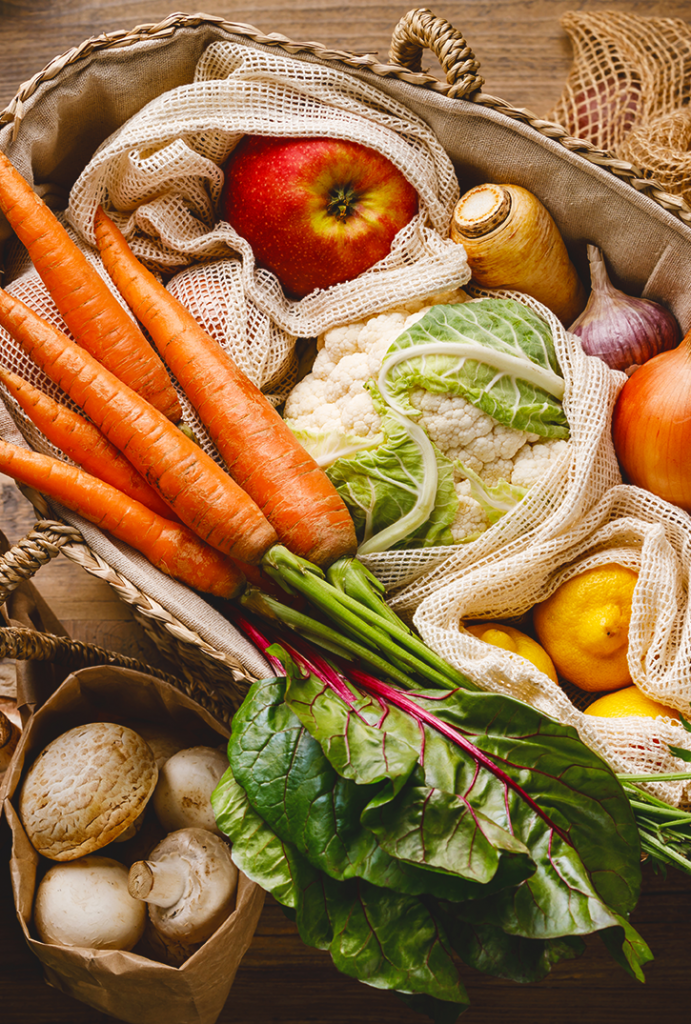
[0,437,246,599]
[0,362,178,521]
[0,287,278,565]
[93,206,357,568]
[0,151,181,421]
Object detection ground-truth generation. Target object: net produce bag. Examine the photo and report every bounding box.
[66,41,470,346]
[411,483,691,807]
[374,286,625,596]
[549,11,691,207]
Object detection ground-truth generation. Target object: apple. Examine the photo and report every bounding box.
[220,135,419,298]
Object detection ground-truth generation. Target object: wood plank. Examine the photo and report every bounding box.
[0,1,689,118]
[2,3,691,1023]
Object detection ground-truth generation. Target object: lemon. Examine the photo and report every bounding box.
[532,563,638,692]
[465,622,559,682]
[584,686,679,720]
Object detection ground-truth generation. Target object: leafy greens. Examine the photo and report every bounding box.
[212,632,650,1022]
[323,298,569,553]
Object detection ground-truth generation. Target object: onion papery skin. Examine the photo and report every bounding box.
[612,340,691,511]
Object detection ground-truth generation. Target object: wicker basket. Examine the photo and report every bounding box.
[2,7,691,715]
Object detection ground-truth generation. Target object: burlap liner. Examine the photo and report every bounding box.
[412,484,691,807]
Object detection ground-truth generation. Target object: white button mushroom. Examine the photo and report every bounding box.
[19,722,159,860]
[152,746,228,835]
[34,855,147,950]
[128,721,189,770]
[128,827,238,965]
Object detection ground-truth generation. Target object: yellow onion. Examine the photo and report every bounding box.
[570,245,680,371]
[612,335,691,510]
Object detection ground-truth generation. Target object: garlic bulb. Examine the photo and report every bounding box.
[569,245,680,371]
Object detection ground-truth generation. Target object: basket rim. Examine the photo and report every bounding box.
[1,10,690,227]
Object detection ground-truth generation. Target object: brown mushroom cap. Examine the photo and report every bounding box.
[19,722,158,861]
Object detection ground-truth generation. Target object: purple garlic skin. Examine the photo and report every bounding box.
[569,245,681,372]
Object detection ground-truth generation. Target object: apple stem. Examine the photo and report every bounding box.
[327,184,360,222]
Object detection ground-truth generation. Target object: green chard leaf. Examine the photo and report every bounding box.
[229,676,521,901]
[211,763,308,910]
[434,904,585,984]
[219,639,650,1008]
[324,875,468,1008]
[380,299,569,438]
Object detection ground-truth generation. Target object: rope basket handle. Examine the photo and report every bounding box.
[388,8,484,99]
[0,520,234,725]
[0,519,83,602]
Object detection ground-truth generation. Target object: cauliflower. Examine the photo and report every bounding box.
[284,289,467,438]
[285,294,570,548]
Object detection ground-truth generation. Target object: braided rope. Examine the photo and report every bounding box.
[0,514,257,712]
[0,519,83,598]
[388,7,483,98]
[0,624,233,725]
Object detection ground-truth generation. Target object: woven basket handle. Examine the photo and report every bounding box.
[388,8,484,99]
[0,520,233,724]
[0,519,83,603]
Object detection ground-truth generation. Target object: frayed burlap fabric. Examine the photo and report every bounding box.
[411,484,691,806]
[549,11,691,207]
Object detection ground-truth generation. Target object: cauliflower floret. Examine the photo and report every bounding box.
[340,390,383,437]
[282,376,337,431]
[449,480,489,543]
[286,287,468,441]
[410,390,541,486]
[511,438,571,489]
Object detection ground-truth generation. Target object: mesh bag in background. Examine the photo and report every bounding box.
[369,286,625,597]
[0,221,250,467]
[66,42,471,345]
[548,11,691,205]
[411,483,691,807]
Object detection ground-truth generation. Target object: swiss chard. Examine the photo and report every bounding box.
[213,627,651,1020]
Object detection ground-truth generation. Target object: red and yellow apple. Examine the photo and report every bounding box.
[220,134,419,298]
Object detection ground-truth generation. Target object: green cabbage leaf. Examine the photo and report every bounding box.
[380,299,569,438]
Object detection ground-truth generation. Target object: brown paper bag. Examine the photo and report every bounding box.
[2,664,265,1024]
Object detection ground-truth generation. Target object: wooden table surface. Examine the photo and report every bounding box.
[2,2,691,1023]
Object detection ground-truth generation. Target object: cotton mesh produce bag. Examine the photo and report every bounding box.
[66,40,470,356]
[549,11,691,207]
[369,286,625,597]
[0,40,472,677]
[411,483,691,807]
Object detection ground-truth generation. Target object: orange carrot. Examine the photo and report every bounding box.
[0,437,246,599]
[0,287,278,565]
[0,151,181,422]
[93,206,357,568]
[0,362,178,521]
